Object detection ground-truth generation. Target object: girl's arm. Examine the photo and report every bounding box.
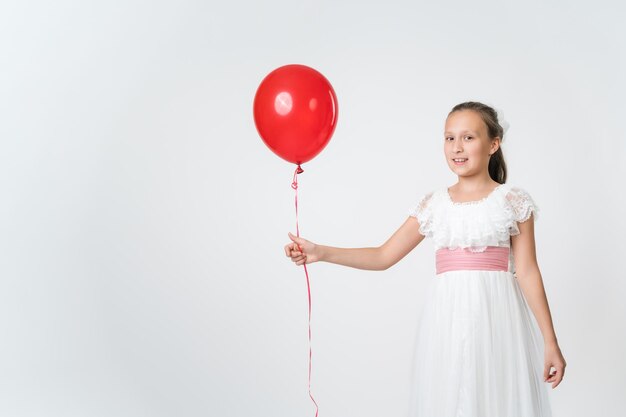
[511,213,567,388]
[285,217,426,270]
[318,246,387,270]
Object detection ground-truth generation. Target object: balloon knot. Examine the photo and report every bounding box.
[291,164,304,189]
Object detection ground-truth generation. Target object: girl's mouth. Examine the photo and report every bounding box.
[453,158,468,166]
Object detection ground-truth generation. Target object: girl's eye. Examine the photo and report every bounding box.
[445,136,472,141]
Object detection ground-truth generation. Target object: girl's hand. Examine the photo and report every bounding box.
[543,342,566,389]
[284,232,321,266]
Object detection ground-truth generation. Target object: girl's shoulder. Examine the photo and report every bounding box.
[498,183,540,223]
[408,182,540,223]
[406,188,442,238]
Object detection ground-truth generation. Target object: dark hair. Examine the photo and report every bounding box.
[448,101,507,184]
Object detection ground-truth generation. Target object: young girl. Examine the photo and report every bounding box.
[284,101,566,417]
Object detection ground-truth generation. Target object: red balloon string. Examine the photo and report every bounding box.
[291,164,319,417]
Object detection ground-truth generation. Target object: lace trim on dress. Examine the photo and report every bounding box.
[503,186,540,236]
[445,183,506,206]
[407,184,539,252]
[407,191,436,237]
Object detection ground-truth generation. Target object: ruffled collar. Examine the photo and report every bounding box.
[426,183,517,252]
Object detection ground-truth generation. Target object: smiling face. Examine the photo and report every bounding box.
[444,110,500,177]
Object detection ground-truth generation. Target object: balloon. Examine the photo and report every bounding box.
[253,64,339,167]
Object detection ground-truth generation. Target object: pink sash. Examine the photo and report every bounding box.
[435,246,509,274]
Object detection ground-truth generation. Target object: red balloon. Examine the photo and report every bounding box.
[253,64,338,166]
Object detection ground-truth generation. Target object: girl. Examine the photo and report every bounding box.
[283,101,566,417]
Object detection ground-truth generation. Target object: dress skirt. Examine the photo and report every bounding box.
[407,270,552,417]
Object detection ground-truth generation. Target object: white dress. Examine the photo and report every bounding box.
[406,183,552,417]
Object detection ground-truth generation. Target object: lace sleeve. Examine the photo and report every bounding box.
[407,191,435,237]
[505,186,539,226]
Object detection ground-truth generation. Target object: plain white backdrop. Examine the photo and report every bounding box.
[1,0,625,416]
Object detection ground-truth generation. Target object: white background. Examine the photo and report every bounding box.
[1,0,624,416]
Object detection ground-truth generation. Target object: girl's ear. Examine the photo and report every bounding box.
[491,137,501,154]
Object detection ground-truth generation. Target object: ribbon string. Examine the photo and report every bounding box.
[291,164,319,417]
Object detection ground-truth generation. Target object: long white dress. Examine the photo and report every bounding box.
[406,183,552,417]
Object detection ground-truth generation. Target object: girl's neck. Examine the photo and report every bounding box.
[452,177,500,193]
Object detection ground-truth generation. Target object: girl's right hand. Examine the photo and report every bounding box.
[284,232,321,266]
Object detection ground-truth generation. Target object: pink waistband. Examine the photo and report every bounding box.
[435,246,510,274]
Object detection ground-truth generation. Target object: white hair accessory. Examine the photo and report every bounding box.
[494,106,510,138]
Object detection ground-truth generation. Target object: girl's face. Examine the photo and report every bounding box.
[444,110,500,177]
